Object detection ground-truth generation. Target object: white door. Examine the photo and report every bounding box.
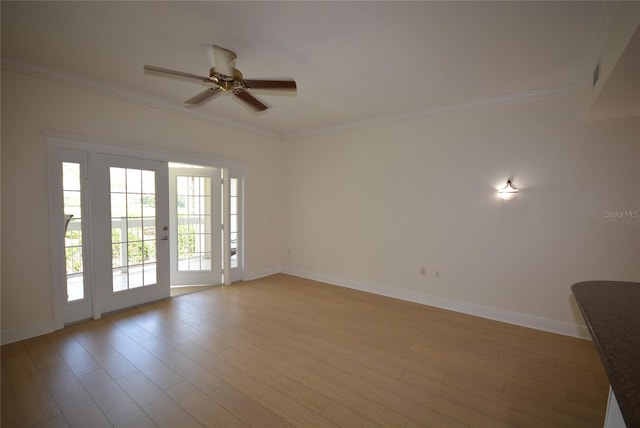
[93,154,170,314]
[169,166,222,286]
[54,149,94,324]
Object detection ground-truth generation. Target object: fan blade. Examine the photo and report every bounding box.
[243,79,297,90]
[185,87,222,105]
[144,65,211,82]
[212,45,236,76]
[233,89,268,111]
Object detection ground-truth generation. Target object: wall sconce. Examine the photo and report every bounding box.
[498,180,519,200]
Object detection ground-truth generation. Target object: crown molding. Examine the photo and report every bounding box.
[1,57,279,138]
[3,57,579,141]
[284,83,579,139]
[43,129,249,172]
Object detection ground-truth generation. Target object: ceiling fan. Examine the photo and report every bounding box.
[144,45,296,112]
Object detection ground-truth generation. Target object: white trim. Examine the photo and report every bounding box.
[282,267,591,339]
[604,387,626,428]
[1,321,55,345]
[3,58,277,138]
[228,171,246,283]
[44,130,249,172]
[47,147,66,330]
[284,84,578,139]
[222,170,232,285]
[244,266,283,282]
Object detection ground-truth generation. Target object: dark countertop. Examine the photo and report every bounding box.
[572,281,640,428]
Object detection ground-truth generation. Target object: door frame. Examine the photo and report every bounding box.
[47,131,247,330]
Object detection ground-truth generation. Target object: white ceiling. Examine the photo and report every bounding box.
[1,1,611,138]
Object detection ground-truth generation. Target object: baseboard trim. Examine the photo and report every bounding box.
[282,267,590,339]
[244,266,283,282]
[1,267,589,344]
[1,320,56,345]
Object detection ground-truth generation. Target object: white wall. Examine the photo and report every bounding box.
[1,70,286,336]
[2,69,639,341]
[284,93,640,334]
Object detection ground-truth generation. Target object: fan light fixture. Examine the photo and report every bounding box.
[143,45,296,113]
[498,180,519,200]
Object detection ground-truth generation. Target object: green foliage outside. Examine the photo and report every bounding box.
[111,227,157,266]
[178,224,196,257]
[109,223,196,266]
[65,230,83,274]
[70,222,198,270]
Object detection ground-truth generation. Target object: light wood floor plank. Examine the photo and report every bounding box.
[363,369,515,428]
[504,381,605,424]
[320,401,384,428]
[38,363,112,427]
[311,362,466,428]
[117,371,201,428]
[71,329,138,380]
[1,363,30,428]
[165,381,249,428]
[107,315,157,344]
[23,336,65,369]
[271,358,409,428]
[1,274,608,428]
[217,348,332,414]
[30,414,70,428]
[107,334,183,390]
[258,390,339,428]
[168,327,229,356]
[2,343,61,426]
[124,309,193,347]
[140,337,225,394]
[442,373,603,428]
[177,340,273,401]
[293,331,404,378]
[208,383,294,428]
[77,368,157,428]
[221,324,320,370]
[326,333,446,383]
[46,331,102,377]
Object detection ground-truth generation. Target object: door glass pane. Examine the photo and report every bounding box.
[176,175,212,272]
[110,167,157,292]
[230,177,239,268]
[63,162,85,302]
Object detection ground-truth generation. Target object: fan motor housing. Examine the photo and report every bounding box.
[210,67,243,91]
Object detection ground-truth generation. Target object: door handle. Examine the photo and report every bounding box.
[160,236,168,241]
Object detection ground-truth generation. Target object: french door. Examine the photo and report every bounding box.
[49,137,245,328]
[169,166,222,286]
[92,154,170,314]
